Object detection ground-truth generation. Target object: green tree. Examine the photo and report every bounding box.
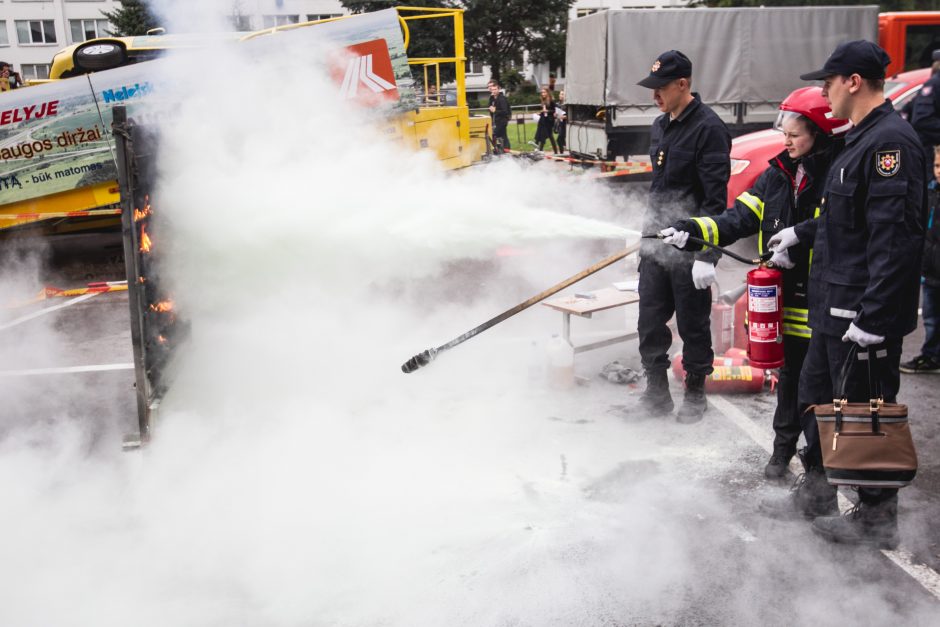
[102,0,160,36]
[463,0,573,86]
[340,0,574,88]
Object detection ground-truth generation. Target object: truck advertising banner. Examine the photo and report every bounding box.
[0,8,412,217]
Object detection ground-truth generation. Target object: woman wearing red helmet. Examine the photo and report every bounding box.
[662,87,849,488]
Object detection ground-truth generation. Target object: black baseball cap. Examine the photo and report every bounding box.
[800,40,891,81]
[638,50,692,89]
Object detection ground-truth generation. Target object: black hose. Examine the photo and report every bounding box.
[642,233,773,266]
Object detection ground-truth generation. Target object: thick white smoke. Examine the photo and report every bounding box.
[0,4,937,625]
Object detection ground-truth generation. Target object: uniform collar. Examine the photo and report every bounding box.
[769,149,799,174]
[662,93,701,127]
[844,99,894,145]
[673,92,701,123]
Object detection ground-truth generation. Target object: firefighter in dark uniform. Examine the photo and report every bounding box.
[763,41,925,549]
[635,50,731,424]
[663,88,848,478]
[910,50,940,175]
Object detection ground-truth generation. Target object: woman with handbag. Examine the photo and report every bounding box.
[661,88,848,482]
[534,87,558,153]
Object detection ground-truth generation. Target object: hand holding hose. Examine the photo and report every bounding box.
[659,227,690,249]
[769,248,795,269]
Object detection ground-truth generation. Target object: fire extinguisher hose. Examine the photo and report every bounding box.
[642,233,774,266]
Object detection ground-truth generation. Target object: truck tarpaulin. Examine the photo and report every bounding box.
[565,6,879,123]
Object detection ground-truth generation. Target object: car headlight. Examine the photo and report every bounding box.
[730,158,750,176]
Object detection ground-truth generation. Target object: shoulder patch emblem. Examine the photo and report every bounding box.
[876,150,901,177]
[651,60,661,72]
[924,85,933,96]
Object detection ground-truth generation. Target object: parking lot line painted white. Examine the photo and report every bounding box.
[707,394,940,602]
[0,292,99,332]
[0,363,134,377]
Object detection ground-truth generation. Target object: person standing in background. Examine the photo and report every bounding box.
[487,79,511,152]
[535,87,558,153]
[555,89,568,154]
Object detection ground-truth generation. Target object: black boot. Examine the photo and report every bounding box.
[640,369,673,416]
[764,448,795,480]
[676,372,706,424]
[758,451,837,519]
[811,500,900,550]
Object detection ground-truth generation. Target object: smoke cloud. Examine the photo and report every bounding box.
[0,4,937,626]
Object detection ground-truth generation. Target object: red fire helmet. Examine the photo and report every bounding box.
[774,86,852,137]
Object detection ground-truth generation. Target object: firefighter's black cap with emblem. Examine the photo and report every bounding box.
[638,50,692,88]
[800,40,891,81]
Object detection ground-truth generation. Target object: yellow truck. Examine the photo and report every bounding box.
[0,7,489,235]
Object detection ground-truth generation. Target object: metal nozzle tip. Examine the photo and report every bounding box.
[401,349,435,373]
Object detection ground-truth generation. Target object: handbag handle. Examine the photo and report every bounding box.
[834,344,883,434]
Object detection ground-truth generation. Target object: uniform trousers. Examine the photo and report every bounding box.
[772,335,808,457]
[637,255,714,376]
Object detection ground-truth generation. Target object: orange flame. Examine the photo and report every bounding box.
[134,194,152,222]
[139,224,152,253]
[157,335,168,344]
[150,300,174,313]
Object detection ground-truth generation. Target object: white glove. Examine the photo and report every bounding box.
[691,260,717,290]
[767,226,798,252]
[842,322,885,347]
[769,248,795,269]
[660,227,690,249]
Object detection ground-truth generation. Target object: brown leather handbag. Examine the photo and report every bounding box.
[813,345,917,488]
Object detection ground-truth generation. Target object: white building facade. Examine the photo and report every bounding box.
[0,0,347,80]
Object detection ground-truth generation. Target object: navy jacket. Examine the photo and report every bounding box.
[809,100,926,338]
[488,92,510,126]
[911,72,940,152]
[645,93,731,263]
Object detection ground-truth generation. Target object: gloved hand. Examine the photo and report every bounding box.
[767,226,798,252]
[769,248,795,269]
[691,260,717,290]
[842,322,885,347]
[660,227,690,249]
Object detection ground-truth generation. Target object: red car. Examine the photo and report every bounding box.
[726,68,931,207]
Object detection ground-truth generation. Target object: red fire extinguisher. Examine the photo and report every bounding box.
[746,265,785,369]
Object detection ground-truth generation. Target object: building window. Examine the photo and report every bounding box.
[69,19,110,43]
[262,15,300,28]
[21,64,51,80]
[465,59,483,75]
[306,14,342,22]
[15,20,57,45]
[576,9,601,18]
[230,14,252,31]
[0,22,9,47]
